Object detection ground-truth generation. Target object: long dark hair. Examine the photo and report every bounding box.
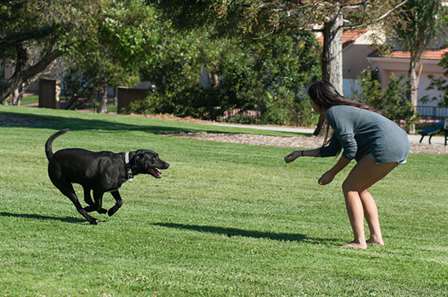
[308,80,371,111]
[308,80,372,145]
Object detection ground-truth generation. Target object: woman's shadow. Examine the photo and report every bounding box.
[153,222,339,245]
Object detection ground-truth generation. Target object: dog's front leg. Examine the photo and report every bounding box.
[93,191,108,214]
[108,191,123,217]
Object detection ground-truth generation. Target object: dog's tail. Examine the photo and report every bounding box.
[45,129,69,161]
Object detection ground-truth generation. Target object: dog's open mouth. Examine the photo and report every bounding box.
[148,168,162,178]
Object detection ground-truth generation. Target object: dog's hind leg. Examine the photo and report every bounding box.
[54,181,98,224]
[83,186,96,212]
[108,191,123,217]
[93,191,108,214]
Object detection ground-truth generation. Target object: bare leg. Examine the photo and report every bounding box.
[342,188,367,249]
[342,155,397,249]
[359,190,384,245]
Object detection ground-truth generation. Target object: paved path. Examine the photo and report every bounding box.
[212,122,446,145]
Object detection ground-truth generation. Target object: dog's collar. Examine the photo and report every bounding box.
[125,152,130,164]
[124,152,134,181]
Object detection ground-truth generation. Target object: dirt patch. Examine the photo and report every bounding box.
[129,113,213,125]
[173,132,448,155]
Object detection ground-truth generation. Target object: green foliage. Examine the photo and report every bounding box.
[98,0,161,71]
[0,0,102,61]
[426,53,448,106]
[358,69,415,127]
[0,0,102,103]
[63,0,158,110]
[133,26,320,125]
[389,0,443,55]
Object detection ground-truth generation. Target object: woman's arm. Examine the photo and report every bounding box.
[284,135,341,163]
[328,155,351,175]
[318,155,351,185]
[284,148,321,163]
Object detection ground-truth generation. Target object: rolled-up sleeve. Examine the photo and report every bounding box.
[322,107,358,160]
[320,135,341,157]
[337,130,357,160]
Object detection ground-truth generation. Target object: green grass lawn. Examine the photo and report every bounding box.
[0,106,447,297]
[20,94,38,106]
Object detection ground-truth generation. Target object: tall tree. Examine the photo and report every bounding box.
[64,0,160,113]
[153,1,408,132]
[0,0,100,104]
[388,0,445,133]
[209,1,408,94]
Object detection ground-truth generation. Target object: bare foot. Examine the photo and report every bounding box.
[367,238,384,246]
[342,241,367,250]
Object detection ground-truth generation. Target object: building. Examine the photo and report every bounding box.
[368,48,448,117]
[316,28,385,98]
[317,26,448,118]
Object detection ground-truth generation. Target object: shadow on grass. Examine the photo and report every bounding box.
[0,110,311,137]
[0,211,85,224]
[154,222,339,244]
[0,111,236,135]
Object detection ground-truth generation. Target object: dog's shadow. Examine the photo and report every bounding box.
[0,211,85,224]
[153,222,339,244]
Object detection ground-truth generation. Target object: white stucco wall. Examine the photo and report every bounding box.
[367,57,446,105]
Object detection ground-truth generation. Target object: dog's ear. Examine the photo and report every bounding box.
[131,150,144,161]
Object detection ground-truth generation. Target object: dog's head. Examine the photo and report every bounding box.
[131,149,169,178]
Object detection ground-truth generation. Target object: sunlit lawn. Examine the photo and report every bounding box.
[0,105,447,296]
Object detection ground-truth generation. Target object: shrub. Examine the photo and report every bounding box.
[426,53,448,106]
[132,25,321,126]
[357,68,415,129]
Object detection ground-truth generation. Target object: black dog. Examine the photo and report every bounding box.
[45,129,169,224]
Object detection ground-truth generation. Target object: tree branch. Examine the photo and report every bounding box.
[0,26,56,49]
[311,27,324,32]
[341,1,368,10]
[341,0,409,29]
[0,48,62,103]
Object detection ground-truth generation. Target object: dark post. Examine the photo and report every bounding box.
[38,78,60,109]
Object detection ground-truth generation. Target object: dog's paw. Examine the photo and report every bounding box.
[107,208,117,217]
[84,205,95,212]
[97,208,108,214]
[89,219,98,225]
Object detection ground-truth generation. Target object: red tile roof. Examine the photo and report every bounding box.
[387,48,448,60]
[341,29,368,45]
[316,29,368,47]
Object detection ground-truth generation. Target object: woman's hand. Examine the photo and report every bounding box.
[284,150,302,163]
[318,170,336,185]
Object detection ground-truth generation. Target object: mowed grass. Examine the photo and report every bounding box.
[0,106,447,297]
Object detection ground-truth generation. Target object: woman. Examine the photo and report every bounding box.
[285,80,410,249]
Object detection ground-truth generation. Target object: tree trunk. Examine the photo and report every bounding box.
[97,84,108,113]
[0,47,60,104]
[11,84,24,105]
[321,10,344,95]
[314,8,344,136]
[408,58,421,134]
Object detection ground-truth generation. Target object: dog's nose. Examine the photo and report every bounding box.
[163,162,170,169]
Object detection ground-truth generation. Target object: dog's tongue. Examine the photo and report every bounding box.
[149,168,161,178]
